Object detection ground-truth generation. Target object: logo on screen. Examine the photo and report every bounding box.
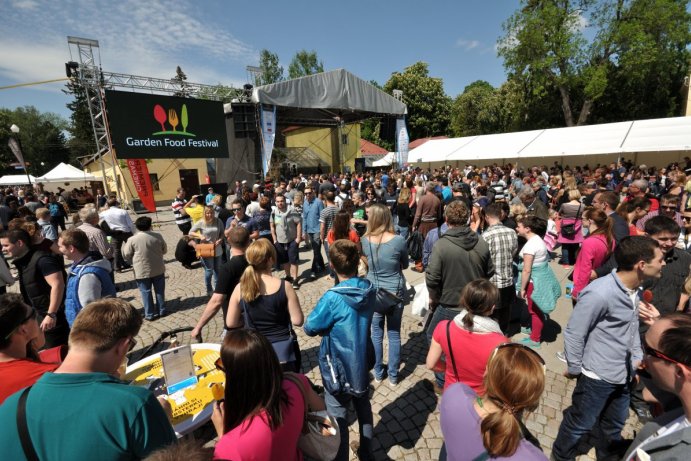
[152,104,196,137]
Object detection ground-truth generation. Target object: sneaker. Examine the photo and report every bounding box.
[388,379,399,387]
[556,351,567,363]
[292,280,300,290]
[520,327,532,335]
[373,375,383,384]
[309,272,316,280]
[518,337,541,349]
[285,276,294,283]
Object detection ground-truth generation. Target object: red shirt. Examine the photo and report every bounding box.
[432,320,506,393]
[0,359,58,404]
[327,228,360,245]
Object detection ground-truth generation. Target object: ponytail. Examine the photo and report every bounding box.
[480,406,522,458]
[462,311,474,330]
[240,265,260,302]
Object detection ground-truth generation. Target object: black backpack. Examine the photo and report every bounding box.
[407,231,424,261]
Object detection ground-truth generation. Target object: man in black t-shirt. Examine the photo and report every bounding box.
[191,227,250,340]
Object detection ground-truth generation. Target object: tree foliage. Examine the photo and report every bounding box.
[288,50,324,79]
[257,49,284,86]
[63,78,96,161]
[383,62,452,140]
[498,0,691,127]
[172,66,190,97]
[0,106,71,175]
[196,83,240,103]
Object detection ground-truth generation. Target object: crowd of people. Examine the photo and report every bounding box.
[1,158,691,460]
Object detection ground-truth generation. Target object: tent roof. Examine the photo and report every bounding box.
[36,162,98,182]
[373,152,396,167]
[410,116,691,164]
[0,174,37,186]
[249,69,406,126]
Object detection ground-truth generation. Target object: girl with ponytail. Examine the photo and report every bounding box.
[440,343,547,460]
[425,279,507,394]
[571,207,616,304]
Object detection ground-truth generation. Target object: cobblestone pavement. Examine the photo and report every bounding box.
[22,208,642,460]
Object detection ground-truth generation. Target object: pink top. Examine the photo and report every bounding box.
[572,234,614,299]
[214,374,308,461]
[433,320,506,394]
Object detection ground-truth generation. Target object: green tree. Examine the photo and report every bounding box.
[172,66,190,97]
[196,83,241,103]
[360,80,394,151]
[383,62,452,140]
[499,0,691,127]
[257,49,284,86]
[451,81,498,136]
[287,50,324,79]
[63,78,96,161]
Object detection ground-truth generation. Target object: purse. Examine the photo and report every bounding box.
[560,203,582,238]
[284,373,340,461]
[367,240,403,315]
[241,289,298,366]
[195,243,215,258]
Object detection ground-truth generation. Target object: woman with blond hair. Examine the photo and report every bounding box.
[189,205,224,294]
[362,203,409,385]
[226,238,304,372]
[440,343,547,460]
[557,189,584,265]
[395,187,412,240]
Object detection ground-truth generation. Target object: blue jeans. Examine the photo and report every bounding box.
[395,224,409,241]
[371,305,404,383]
[308,232,325,272]
[200,255,220,293]
[136,274,166,319]
[323,240,335,277]
[552,374,631,461]
[324,390,373,461]
[425,305,460,388]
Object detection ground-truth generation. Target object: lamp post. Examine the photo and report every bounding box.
[8,124,32,188]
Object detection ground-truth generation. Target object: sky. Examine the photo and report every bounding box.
[0,0,521,121]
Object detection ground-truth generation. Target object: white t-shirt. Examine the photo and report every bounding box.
[519,235,549,264]
[625,415,690,461]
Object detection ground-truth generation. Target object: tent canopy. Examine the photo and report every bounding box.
[410,117,691,165]
[373,152,396,167]
[36,162,98,182]
[0,174,37,186]
[248,69,407,126]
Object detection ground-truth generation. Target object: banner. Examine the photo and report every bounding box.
[105,90,229,159]
[126,159,156,212]
[259,105,277,177]
[396,117,409,167]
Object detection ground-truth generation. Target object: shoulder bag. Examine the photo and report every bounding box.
[367,239,402,315]
[284,373,340,461]
[16,386,40,461]
[433,320,460,378]
[560,203,582,238]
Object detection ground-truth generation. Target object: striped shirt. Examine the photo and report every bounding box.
[172,197,192,226]
[319,205,338,237]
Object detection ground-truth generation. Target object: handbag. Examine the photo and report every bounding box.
[195,243,215,258]
[432,320,459,377]
[241,289,298,365]
[284,373,340,461]
[367,240,403,315]
[560,203,582,238]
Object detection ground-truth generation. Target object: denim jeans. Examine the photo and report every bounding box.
[561,243,579,265]
[136,273,166,319]
[200,255,220,293]
[323,240,335,277]
[371,305,404,383]
[425,305,460,388]
[395,224,409,241]
[308,232,325,272]
[552,374,631,461]
[324,390,373,461]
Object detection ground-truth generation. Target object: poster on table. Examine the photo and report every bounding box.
[105,90,229,159]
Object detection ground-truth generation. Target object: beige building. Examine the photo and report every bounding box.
[282,123,361,173]
[83,156,210,208]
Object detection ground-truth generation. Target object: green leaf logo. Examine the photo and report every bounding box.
[181,104,189,133]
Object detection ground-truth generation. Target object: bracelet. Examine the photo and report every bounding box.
[45,312,57,319]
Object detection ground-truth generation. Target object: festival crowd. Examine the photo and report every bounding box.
[1,158,691,460]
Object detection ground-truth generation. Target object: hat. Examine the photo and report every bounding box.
[473,197,490,209]
[208,187,213,191]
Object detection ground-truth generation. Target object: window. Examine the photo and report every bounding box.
[149,173,160,191]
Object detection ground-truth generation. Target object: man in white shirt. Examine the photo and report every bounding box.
[100,198,135,272]
[623,312,691,460]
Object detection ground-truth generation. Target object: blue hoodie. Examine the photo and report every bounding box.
[304,277,374,396]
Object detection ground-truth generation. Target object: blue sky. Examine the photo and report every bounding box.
[0,0,521,120]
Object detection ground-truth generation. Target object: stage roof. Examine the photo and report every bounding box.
[409,117,691,164]
[249,69,407,126]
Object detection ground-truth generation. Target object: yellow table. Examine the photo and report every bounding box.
[125,343,224,437]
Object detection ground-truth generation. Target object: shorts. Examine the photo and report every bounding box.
[275,240,298,265]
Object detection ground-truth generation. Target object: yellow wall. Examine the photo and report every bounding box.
[84,157,209,206]
[284,124,360,172]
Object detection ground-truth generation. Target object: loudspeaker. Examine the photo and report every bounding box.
[232,103,257,138]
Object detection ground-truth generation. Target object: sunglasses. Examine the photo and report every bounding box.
[660,205,676,210]
[643,339,689,368]
[232,208,242,212]
[683,216,691,222]
[490,343,546,371]
[3,308,38,340]
[214,357,225,372]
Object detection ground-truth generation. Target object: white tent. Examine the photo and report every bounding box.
[36,162,98,183]
[373,152,396,167]
[0,174,37,186]
[409,116,691,167]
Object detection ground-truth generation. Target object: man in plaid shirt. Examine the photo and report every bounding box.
[481,203,518,334]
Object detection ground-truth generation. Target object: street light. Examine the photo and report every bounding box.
[7,124,32,187]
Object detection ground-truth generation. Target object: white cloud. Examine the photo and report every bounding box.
[0,0,255,92]
[455,39,481,51]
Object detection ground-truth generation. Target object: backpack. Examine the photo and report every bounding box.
[175,238,197,267]
[407,231,424,261]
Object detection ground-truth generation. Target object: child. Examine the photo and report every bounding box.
[36,208,58,242]
[303,239,375,461]
[544,208,559,255]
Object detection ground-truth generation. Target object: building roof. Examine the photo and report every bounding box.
[360,139,388,156]
[408,136,449,150]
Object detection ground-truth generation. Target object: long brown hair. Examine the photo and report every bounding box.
[220,330,288,432]
[460,279,499,330]
[584,207,614,254]
[332,210,352,241]
[240,239,276,302]
[481,345,545,457]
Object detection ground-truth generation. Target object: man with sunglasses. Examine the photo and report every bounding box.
[678,208,691,251]
[224,198,256,239]
[623,313,691,460]
[0,294,58,404]
[0,298,176,460]
[637,194,684,233]
[553,236,664,461]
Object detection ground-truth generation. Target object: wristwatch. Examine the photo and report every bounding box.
[45,312,57,319]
